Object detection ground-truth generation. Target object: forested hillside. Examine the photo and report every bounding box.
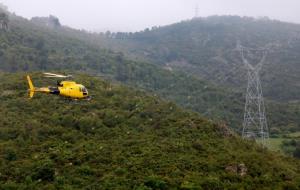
[0,10,298,135]
[0,73,300,189]
[0,5,300,189]
[95,16,300,103]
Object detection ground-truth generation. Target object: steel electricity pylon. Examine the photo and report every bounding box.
[195,4,199,18]
[238,45,269,146]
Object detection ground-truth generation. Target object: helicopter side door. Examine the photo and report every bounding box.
[69,87,79,98]
[66,86,82,98]
[58,87,71,98]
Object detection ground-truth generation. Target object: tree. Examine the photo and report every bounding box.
[0,12,8,30]
[293,143,300,158]
[49,15,61,28]
[105,30,111,38]
[35,39,49,70]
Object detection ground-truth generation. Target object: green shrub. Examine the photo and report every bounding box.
[32,159,55,182]
[144,176,168,190]
[4,148,17,161]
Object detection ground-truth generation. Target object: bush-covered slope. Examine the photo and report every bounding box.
[0,10,299,133]
[0,73,300,189]
[96,16,300,103]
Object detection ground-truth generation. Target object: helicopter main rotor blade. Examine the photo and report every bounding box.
[43,72,72,78]
[44,76,70,78]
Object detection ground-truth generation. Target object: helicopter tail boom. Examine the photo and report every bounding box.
[27,75,35,98]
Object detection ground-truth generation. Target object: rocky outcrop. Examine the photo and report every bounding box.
[225,163,248,176]
[218,123,234,137]
[0,12,9,31]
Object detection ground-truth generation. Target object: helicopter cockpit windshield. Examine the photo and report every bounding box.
[80,87,88,95]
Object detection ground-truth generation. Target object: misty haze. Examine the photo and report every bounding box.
[2,0,300,31]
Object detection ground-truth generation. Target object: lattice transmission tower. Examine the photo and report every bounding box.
[238,45,269,146]
[194,4,199,18]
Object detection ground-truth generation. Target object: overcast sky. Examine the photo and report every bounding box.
[1,0,300,32]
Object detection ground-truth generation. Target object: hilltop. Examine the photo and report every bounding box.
[0,73,299,189]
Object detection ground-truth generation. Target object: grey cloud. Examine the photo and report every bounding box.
[2,0,300,32]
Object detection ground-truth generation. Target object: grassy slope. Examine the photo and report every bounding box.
[269,138,285,152]
[0,73,299,189]
[269,132,300,155]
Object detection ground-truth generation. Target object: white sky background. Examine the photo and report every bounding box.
[1,0,300,32]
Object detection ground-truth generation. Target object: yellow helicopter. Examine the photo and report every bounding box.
[27,73,91,100]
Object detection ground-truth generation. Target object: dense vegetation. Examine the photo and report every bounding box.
[0,5,299,188]
[0,73,300,189]
[0,10,298,135]
[95,16,300,103]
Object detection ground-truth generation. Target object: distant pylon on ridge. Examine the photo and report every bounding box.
[238,44,269,147]
[194,4,199,18]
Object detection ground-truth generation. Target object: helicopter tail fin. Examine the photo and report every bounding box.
[27,75,35,98]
